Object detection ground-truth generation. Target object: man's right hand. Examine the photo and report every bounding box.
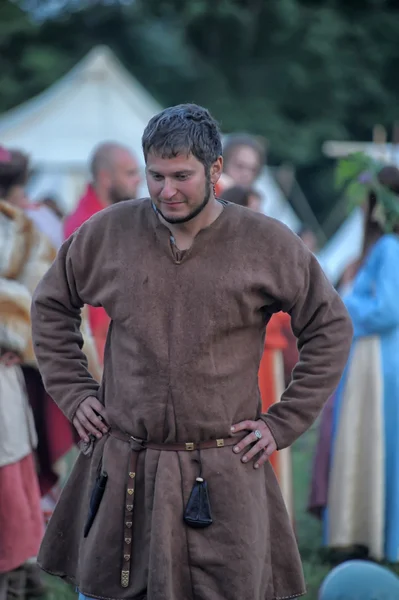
[73,396,109,442]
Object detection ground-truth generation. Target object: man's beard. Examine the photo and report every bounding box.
[109,185,134,204]
[155,181,212,225]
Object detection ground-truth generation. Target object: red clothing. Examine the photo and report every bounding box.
[258,313,288,472]
[0,453,44,572]
[258,313,294,522]
[23,366,74,496]
[214,180,224,197]
[64,185,110,361]
[64,184,105,238]
[264,312,290,352]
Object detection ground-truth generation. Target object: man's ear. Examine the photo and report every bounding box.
[210,157,223,185]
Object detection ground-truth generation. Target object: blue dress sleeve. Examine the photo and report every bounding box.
[345,236,399,337]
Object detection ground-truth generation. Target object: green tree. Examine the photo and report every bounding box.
[0,2,71,112]
[3,0,399,230]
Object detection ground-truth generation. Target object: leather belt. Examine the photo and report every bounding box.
[111,429,237,452]
[109,430,237,588]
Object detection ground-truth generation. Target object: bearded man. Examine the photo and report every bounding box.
[31,104,352,600]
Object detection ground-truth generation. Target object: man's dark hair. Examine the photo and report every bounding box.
[142,104,222,171]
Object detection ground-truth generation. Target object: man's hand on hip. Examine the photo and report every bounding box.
[230,419,277,469]
[73,396,109,443]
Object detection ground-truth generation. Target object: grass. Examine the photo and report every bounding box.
[292,425,399,598]
[43,576,76,600]
[42,424,396,599]
[292,424,330,599]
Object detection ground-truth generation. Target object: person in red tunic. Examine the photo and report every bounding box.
[64,142,141,362]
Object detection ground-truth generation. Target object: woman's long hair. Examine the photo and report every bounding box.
[362,165,399,260]
[336,165,399,290]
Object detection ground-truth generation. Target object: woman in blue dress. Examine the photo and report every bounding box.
[325,156,399,562]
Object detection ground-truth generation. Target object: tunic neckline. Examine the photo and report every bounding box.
[147,197,232,264]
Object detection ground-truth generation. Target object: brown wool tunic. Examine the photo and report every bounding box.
[31,199,353,600]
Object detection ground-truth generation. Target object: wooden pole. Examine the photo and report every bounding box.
[372,124,387,145]
[391,122,399,166]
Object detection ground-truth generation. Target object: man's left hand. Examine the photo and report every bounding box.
[230,419,277,469]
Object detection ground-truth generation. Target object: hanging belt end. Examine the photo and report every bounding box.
[121,570,130,588]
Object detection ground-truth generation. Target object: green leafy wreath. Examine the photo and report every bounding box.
[335,152,399,232]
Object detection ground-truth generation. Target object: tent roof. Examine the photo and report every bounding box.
[0,46,162,167]
[1,45,303,234]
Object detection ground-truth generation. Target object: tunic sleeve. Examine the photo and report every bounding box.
[260,237,353,450]
[31,225,102,422]
[344,236,399,338]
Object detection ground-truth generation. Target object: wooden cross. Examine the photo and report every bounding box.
[322,124,399,166]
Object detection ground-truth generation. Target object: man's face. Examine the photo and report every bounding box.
[146,152,218,224]
[107,150,141,203]
[225,145,261,187]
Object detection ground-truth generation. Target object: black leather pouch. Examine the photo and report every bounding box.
[183,477,213,529]
[83,470,108,537]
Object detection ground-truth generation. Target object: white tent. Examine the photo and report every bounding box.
[0,45,302,229]
[318,208,364,283]
[0,45,163,210]
[255,168,301,231]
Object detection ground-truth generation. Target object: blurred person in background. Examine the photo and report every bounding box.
[26,193,65,250]
[0,146,101,527]
[220,184,262,212]
[39,194,65,220]
[0,147,49,599]
[223,133,265,186]
[220,183,294,521]
[3,158,64,250]
[215,133,266,196]
[318,156,399,563]
[26,200,63,250]
[64,142,141,362]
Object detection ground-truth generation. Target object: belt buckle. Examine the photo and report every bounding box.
[216,439,224,447]
[130,435,145,446]
[185,442,195,451]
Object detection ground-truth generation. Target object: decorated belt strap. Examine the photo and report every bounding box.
[116,434,237,588]
[121,450,138,588]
